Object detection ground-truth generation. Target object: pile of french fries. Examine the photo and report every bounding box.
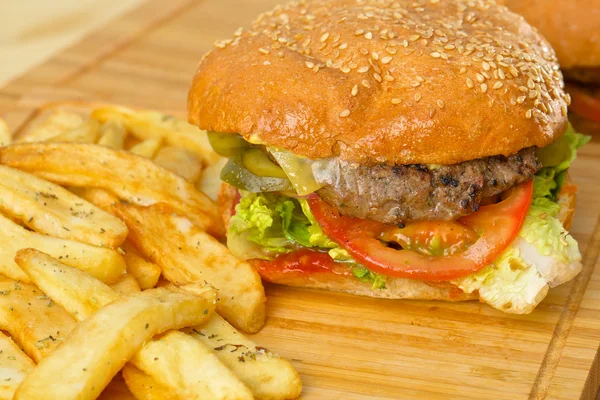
[0,105,302,400]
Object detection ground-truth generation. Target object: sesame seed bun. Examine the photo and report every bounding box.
[218,177,577,307]
[189,0,569,165]
[498,0,600,70]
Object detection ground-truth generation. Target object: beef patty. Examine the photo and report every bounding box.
[313,147,540,225]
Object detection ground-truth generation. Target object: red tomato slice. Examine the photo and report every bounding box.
[567,84,600,123]
[308,180,533,281]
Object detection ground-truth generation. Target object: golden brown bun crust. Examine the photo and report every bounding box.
[189,0,569,166]
[219,177,577,301]
[499,0,600,69]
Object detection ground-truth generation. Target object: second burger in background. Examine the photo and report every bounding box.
[500,0,600,134]
[188,0,589,314]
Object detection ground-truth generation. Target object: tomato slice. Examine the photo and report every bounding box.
[567,84,600,123]
[308,180,533,281]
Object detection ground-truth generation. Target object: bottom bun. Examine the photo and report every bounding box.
[219,176,577,302]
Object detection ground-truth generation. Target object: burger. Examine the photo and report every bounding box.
[499,0,600,135]
[188,0,589,314]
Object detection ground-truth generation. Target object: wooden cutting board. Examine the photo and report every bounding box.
[2,1,600,399]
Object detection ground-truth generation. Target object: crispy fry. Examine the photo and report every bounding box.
[0,277,75,362]
[71,187,119,212]
[0,332,35,400]
[90,106,219,166]
[0,118,11,146]
[153,146,203,182]
[0,213,126,283]
[122,365,177,400]
[17,110,84,142]
[98,373,137,400]
[198,156,228,201]
[48,119,100,143]
[18,250,253,400]
[121,242,161,290]
[16,250,119,322]
[129,137,162,158]
[131,331,252,400]
[0,165,128,247]
[97,120,126,149]
[113,202,265,333]
[14,283,217,400]
[0,142,223,237]
[110,274,141,295]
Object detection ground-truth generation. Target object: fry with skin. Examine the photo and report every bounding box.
[90,106,219,166]
[17,110,83,142]
[0,277,75,362]
[112,202,266,333]
[0,213,126,283]
[129,137,162,158]
[14,278,217,400]
[110,274,141,295]
[0,142,223,237]
[122,365,177,400]
[0,332,34,400]
[0,165,128,247]
[97,120,126,149]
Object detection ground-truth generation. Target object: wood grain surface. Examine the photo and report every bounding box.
[1,1,600,399]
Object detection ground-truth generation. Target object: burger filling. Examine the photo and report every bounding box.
[210,126,589,313]
[564,69,600,133]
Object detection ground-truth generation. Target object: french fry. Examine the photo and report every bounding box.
[121,242,161,290]
[0,142,223,237]
[17,250,254,400]
[129,137,162,158]
[47,119,100,143]
[153,146,203,182]
[0,277,76,362]
[16,250,119,322]
[0,213,126,283]
[97,120,126,149]
[14,282,217,399]
[17,109,84,142]
[0,118,11,146]
[90,106,219,166]
[0,165,128,248]
[110,274,141,295]
[0,332,35,400]
[113,202,266,333]
[186,315,302,400]
[98,373,137,400]
[122,365,177,400]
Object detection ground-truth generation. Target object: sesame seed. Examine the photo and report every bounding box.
[362,80,371,88]
[493,81,503,89]
[386,47,397,55]
[339,43,348,50]
[372,52,380,60]
[360,48,369,55]
[382,56,393,64]
[358,66,369,73]
[263,61,271,66]
[384,74,395,82]
[566,93,572,105]
[259,48,269,54]
[305,61,314,69]
[516,96,526,104]
[410,81,421,87]
[437,99,445,109]
[481,83,488,93]
[429,107,436,118]
[430,51,441,58]
[482,61,491,71]
[355,29,365,36]
[373,73,382,82]
[466,77,474,88]
[498,69,506,80]
[414,93,422,102]
[365,32,373,40]
[320,32,330,42]
[341,66,351,73]
[476,73,485,83]
[391,98,401,104]
[527,78,535,89]
[351,85,358,96]
[339,109,350,117]
[529,90,538,99]
[561,104,568,116]
[525,109,532,119]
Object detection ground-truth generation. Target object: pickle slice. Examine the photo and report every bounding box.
[242,148,288,178]
[207,131,249,157]
[220,154,293,192]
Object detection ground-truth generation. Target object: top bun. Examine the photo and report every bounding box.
[188,0,569,165]
[499,0,600,70]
